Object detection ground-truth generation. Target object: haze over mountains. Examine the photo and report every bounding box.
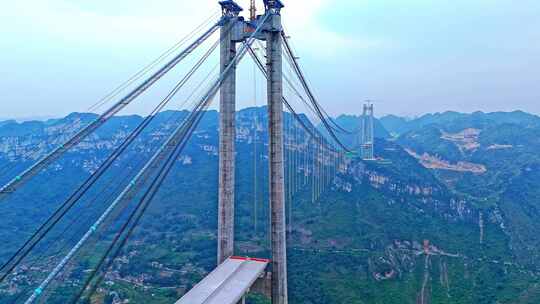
[1,108,540,303]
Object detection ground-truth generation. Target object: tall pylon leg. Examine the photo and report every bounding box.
[218,17,237,265]
[267,25,288,304]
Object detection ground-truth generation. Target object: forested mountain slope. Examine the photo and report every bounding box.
[0,109,539,303]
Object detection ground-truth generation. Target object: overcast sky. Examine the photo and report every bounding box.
[1,0,539,119]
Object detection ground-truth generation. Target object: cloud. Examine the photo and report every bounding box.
[3,1,220,47]
[3,0,539,118]
[279,0,384,57]
[2,0,381,55]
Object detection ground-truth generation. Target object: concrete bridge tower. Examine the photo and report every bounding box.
[217,1,288,303]
[360,101,375,160]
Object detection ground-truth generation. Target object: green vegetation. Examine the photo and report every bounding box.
[1,109,540,303]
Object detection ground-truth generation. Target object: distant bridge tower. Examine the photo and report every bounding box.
[359,101,374,160]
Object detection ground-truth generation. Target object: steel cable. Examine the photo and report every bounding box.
[0,11,220,181]
[0,37,220,285]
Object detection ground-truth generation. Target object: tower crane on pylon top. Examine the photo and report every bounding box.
[250,0,257,21]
